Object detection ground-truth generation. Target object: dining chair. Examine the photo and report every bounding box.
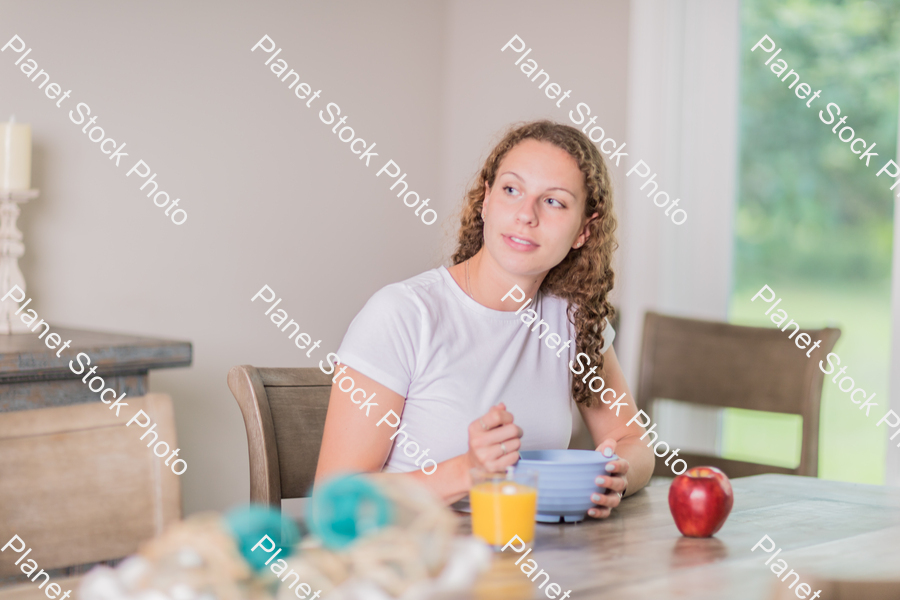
[636,311,841,478]
[0,394,181,595]
[227,366,332,506]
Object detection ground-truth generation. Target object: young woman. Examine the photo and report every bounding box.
[315,120,654,518]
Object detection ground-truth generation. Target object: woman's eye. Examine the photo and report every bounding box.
[546,197,564,208]
[503,186,518,196]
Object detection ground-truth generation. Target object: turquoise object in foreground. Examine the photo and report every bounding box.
[517,449,617,523]
[308,474,394,550]
[224,504,300,571]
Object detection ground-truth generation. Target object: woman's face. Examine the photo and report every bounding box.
[482,139,595,277]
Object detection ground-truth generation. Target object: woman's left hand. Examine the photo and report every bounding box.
[587,439,630,519]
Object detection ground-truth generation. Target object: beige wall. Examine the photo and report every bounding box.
[438,1,630,263]
[0,0,629,514]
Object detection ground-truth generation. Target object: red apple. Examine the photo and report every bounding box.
[668,466,734,537]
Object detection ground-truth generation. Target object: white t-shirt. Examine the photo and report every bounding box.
[336,266,615,474]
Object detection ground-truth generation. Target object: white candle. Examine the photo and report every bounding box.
[0,117,32,191]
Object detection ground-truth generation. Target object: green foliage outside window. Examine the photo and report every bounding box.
[737,0,898,283]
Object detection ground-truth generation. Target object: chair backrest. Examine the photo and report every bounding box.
[227,366,332,506]
[0,394,181,575]
[636,312,841,478]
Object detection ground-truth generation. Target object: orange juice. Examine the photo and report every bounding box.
[470,481,537,546]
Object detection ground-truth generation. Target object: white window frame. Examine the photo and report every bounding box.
[618,0,739,456]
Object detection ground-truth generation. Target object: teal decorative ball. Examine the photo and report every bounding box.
[307,474,393,550]
[224,504,300,571]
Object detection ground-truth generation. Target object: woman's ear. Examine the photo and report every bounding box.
[482,181,491,219]
[573,212,600,249]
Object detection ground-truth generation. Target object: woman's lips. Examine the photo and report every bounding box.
[502,234,539,251]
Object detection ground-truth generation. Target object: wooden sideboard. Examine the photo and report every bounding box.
[0,327,192,412]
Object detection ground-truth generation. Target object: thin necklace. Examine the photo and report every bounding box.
[465,259,475,300]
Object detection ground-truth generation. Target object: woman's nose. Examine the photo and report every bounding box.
[515,196,539,225]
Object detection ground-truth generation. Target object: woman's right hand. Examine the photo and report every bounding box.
[465,403,523,475]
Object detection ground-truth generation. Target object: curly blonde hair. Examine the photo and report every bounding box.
[451,120,617,406]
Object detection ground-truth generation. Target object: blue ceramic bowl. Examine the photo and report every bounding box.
[517,449,617,523]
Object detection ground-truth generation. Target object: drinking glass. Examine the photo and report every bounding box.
[470,467,539,549]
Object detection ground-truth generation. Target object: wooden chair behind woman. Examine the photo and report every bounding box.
[227,366,332,506]
[636,312,841,478]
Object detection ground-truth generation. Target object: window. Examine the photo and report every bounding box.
[728,0,898,483]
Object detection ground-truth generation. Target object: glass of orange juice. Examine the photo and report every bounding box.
[470,467,539,549]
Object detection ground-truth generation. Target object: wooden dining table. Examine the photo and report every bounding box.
[450,474,900,600]
[2,474,897,600]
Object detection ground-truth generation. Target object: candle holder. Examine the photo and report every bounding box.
[0,189,38,334]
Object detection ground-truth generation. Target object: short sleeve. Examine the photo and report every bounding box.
[600,320,616,354]
[335,284,424,398]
